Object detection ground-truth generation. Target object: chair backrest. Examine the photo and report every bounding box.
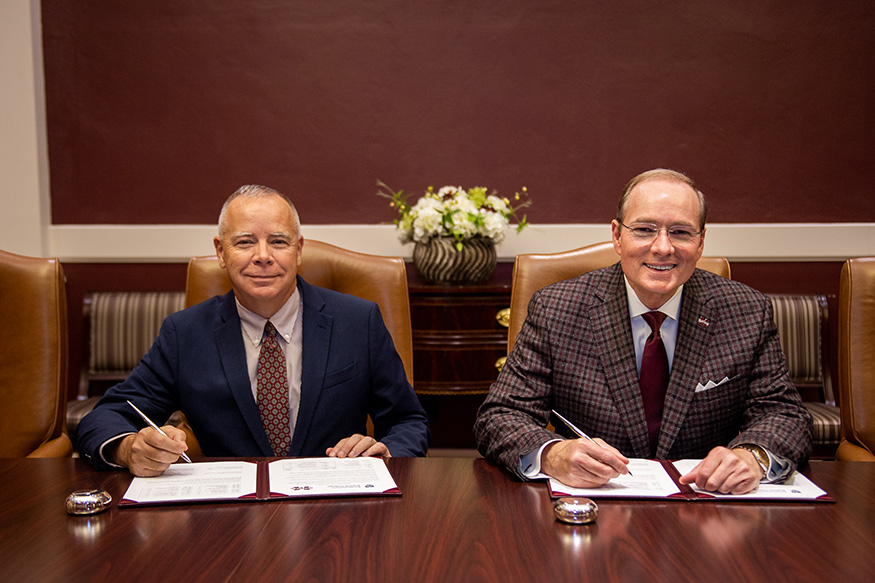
[81,291,186,396]
[185,240,414,385]
[768,294,833,403]
[836,257,875,461]
[507,242,731,354]
[0,249,73,457]
[66,292,187,439]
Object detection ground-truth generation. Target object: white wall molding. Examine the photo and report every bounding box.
[48,223,875,263]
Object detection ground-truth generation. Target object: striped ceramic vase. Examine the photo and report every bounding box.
[413,236,497,285]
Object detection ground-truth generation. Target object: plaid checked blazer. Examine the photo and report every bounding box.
[474,262,813,478]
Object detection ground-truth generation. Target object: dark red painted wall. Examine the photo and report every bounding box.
[40,3,866,407]
[42,1,875,226]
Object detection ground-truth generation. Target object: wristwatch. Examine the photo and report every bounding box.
[734,444,769,480]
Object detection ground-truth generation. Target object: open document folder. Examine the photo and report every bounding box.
[547,459,833,502]
[120,457,400,507]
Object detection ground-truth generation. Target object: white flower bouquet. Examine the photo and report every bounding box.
[377,181,530,251]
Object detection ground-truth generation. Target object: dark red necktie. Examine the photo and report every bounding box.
[640,311,669,456]
[257,321,291,456]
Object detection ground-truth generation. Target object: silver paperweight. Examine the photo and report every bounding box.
[66,489,112,515]
[553,497,598,524]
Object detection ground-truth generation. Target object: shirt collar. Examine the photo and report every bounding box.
[623,275,683,321]
[236,288,301,347]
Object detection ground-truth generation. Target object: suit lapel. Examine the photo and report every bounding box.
[215,292,275,456]
[289,279,332,457]
[655,271,713,457]
[592,265,652,458]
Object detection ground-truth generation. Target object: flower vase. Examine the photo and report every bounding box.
[413,236,497,285]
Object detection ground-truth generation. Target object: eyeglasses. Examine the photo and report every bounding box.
[619,222,702,245]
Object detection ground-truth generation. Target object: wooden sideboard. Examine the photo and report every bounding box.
[407,262,513,449]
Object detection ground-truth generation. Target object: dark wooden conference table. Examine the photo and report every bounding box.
[1,457,873,583]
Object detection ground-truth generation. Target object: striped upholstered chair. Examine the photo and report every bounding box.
[67,292,185,437]
[768,294,841,458]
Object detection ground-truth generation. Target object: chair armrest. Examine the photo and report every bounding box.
[836,440,875,462]
[27,434,73,458]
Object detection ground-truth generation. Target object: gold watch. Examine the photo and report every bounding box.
[734,444,769,480]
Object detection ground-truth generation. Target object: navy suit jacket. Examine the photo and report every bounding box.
[474,263,813,478]
[77,277,429,469]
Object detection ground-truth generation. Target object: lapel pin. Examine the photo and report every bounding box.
[697,317,710,328]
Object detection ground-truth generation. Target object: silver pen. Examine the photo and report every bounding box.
[127,400,193,463]
[551,409,632,476]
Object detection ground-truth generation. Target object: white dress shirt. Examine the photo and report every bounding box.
[235,289,304,437]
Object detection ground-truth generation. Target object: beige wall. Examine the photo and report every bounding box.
[0,0,49,257]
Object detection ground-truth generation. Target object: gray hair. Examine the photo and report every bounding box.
[217,185,301,239]
[616,169,707,229]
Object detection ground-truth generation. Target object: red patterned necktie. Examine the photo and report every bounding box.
[257,321,291,456]
[640,311,669,456]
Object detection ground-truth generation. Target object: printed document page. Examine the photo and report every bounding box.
[670,459,828,500]
[549,458,681,498]
[122,461,257,503]
[268,457,397,496]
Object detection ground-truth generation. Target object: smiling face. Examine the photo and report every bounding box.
[611,178,705,310]
[213,193,303,318]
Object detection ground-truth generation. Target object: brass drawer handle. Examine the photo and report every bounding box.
[495,356,506,373]
[496,308,510,328]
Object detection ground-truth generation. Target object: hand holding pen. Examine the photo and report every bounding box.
[127,400,192,464]
[545,409,632,485]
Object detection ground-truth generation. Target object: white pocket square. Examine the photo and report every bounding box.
[695,376,730,393]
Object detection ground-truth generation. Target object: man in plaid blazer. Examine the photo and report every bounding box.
[474,169,812,495]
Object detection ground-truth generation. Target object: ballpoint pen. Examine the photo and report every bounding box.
[551,409,632,476]
[127,400,193,463]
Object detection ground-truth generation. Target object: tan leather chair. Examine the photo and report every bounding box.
[0,249,73,457]
[180,240,414,456]
[836,257,875,461]
[185,240,413,382]
[507,242,731,353]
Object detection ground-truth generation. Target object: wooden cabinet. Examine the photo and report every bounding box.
[407,263,512,449]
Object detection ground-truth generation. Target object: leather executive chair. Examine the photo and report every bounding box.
[506,241,731,354]
[0,249,73,457]
[179,239,414,456]
[836,257,875,461]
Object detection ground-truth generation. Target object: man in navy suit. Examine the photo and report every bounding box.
[77,185,429,476]
[474,169,812,495]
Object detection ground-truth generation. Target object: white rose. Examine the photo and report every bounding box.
[412,206,443,242]
[481,211,509,242]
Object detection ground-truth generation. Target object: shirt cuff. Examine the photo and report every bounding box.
[98,433,136,468]
[761,447,793,483]
[518,439,561,479]
[736,443,793,483]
